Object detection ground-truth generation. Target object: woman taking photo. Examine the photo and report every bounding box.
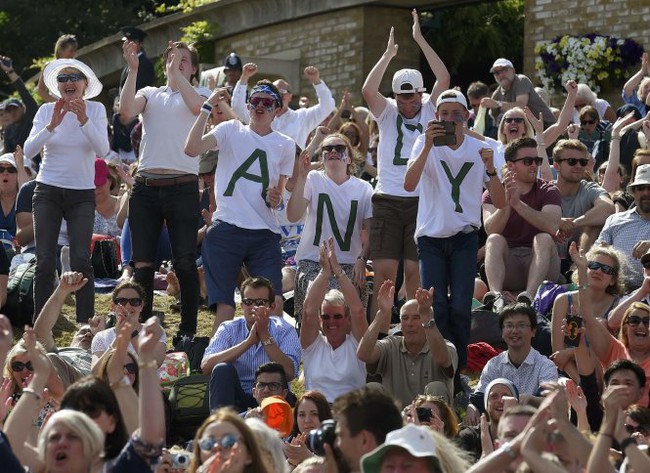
[284,390,333,469]
[24,58,109,324]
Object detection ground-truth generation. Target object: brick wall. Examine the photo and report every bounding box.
[525,0,650,104]
[213,6,419,105]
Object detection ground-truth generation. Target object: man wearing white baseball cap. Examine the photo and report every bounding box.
[597,163,650,289]
[362,9,450,333]
[404,89,505,371]
[482,57,555,129]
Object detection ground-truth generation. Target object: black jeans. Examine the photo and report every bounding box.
[33,183,95,322]
[129,180,199,334]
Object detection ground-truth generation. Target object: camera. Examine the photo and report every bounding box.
[307,419,337,456]
[416,407,433,423]
[170,452,191,469]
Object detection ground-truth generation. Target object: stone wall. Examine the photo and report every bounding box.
[525,0,650,103]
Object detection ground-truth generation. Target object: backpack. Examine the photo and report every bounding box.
[533,280,571,318]
[90,235,121,279]
[4,256,36,326]
[167,374,211,442]
[174,336,210,373]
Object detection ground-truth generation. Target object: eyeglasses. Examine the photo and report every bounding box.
[249,97,276,108]
[580,120,596,125]
[113,297,143,307]
[123,363,137,374]
[0,166,17,174]
[56,73,85,83]
[320,313,345,321]
[512,156,543,166]
[503,323,531,331]
[587,260,616,276]
[253,381,283,391]
[11,361,33,372]
[322,144,347,154]
[504,117,525,124]
[199,434,239,452]
[241,298,271,307]
[625,424,649,436]
[626,315,650,327]
[558,158,590,167]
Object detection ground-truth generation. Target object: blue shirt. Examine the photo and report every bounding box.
[202,317,301,392]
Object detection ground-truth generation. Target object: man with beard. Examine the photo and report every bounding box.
[552,139,614,255]
[480,58,555,129]
[597,164,650,290]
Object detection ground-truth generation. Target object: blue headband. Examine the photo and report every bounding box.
[249,84,282,109]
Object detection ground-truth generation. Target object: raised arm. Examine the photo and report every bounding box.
[34,272,87,352]
[602,113,633,193]
[286,151,311,222]
[105,323,139,434]
[166,42,205,115]
[231,63,257,123]
[183,87,224,156]
[623,53,648,98]
[301,242,332,349]
[541,80,578,145]
[417,287,453,373]
[361,27,396,118]
[412,9,449,102]
[118,41,147,119]
[357,280,394,364]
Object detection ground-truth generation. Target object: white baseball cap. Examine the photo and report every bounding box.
[490,58,514,73]
[435,89,468,110]
[392,69,426,95]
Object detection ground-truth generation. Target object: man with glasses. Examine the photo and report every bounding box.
[482,137,562,308]
[481,57,555,129]
[231,63,335,148]
[470,303,557,416]
[300,239,368,402]
[552,139,614,262]
[201,276,300,412]
[597,164,650,290]
[243,361,292,419]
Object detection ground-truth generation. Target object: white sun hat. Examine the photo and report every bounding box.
[43,58,103,100]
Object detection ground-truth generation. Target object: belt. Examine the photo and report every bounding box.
[135,175,198,187]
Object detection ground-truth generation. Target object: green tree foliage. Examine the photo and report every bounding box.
[420,0,524,89]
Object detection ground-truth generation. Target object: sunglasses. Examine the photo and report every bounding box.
[320,313,345,321]
[113,297,143,307]
[322,144,347,154]
[587,260,616,276]
[11,361,33,372]
[580,120,596,125]
[0,166,17,174]
[123,362,137,374]
[241,298,271,307]
[558,158,590,167]
[56,73,85,83]
[199,434,239,452]
[249,97,275,108]
[504,117,525,124]
[512,156,543,166]
[492,68,508,75]
[625,424,649,436]
[626,315,650,327]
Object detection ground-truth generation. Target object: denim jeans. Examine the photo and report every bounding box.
[129,180,199,334]
[418,231,478,369]
[33,183,95,322]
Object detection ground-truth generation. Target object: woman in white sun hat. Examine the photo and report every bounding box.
[24,58,110,324]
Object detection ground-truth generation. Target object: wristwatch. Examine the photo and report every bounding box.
[422,318,437,330]
[262,336,275,346]
[486,169,497,177]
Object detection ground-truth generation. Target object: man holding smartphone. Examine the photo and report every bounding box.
[404,89,505,370]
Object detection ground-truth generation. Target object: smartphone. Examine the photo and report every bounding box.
[564,314,583,347]
[431,121,457,147]
[416,407,433,423]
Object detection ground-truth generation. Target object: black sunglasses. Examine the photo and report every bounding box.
[626,315,650,327]
[0,166,17,174]
[113,297,143,307]
[11,361,33,372]
[56,73,85,83]
[580,120,596,125]
[504,117,525,124]
[241,298,271,307]
[322,144,347,154]
[587,260,616,276]
[123,362,137,374]
[558,158,590,167]
[512,156,543,166]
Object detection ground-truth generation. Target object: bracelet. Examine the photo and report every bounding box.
[486,169,497,177]
[620,436,636,452]
[201,102,213,114]
[22,387,41,401]
[138,360,158,370]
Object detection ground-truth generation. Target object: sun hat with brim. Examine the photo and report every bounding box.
[260,395,294,437]
[43,58,103,100]
[360,424,440,473]
[628,164,650,191]
[0,153,17,168]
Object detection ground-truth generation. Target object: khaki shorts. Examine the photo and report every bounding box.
[369,194,418,261]
[503,246,561,291]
